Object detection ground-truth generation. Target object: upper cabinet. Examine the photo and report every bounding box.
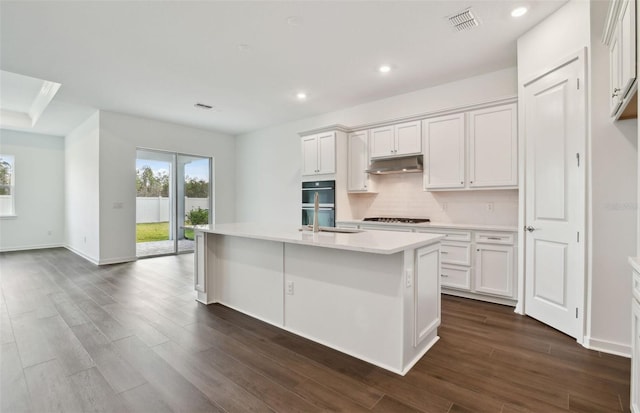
[423,114,465,189]
[370,121,422,159]
[604,0,637,120]
[347,130,375,192]
[424,103,518,191]
[468,103,518,188]
[301,131,336,176]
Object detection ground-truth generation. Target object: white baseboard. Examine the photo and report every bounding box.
[98,256,137,265]
[64,245,100,265]
[0,243,64,252]
[584,336,631,358]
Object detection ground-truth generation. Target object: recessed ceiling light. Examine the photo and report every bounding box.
[511,7,528,17]
[379,65,391,73]
[296,92,307,100]
[194,103,214,110]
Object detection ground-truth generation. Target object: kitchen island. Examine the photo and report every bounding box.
[193,223,444,375]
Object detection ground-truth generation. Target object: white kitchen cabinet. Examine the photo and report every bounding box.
[632,260,640,413]
[474,244,514,298]
[423,113,465,189]
[605,0,637,120]
[468,103,518,188]
[424,103,518,191]
[301,131,336,176]
[370,121,421,159]
[633,296,640,413]
[347,130,375,192]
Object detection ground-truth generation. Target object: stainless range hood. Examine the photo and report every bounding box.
[365,155,423,175]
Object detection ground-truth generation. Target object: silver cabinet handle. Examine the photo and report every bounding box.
[487,237,502,240]
[440,251,449,254]
[612,88,621,98]
[525,226,536,232]
[441,274,449,277]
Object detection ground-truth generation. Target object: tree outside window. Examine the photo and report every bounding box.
[0,154,15,216]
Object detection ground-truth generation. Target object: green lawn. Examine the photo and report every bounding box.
[136,222,169,242]
[136,222,196,242]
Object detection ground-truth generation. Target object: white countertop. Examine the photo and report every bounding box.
[337,220,518,232]
[630,257,640,273]
[195,223,444,255]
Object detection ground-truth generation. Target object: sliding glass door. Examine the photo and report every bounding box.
[136,149,211,258]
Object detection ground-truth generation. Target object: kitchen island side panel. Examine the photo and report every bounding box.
[283,243,405,372]
[210,234,285,326]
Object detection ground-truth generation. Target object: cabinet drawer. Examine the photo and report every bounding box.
[440,265,471,290]
[475,232,515,245]
[418,229,471,242]
[441,242,471,266]
[634,270,640,304]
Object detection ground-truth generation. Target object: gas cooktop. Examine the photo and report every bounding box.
[363,217,430,224]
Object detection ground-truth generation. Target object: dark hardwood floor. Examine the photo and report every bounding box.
[0,247,630,412]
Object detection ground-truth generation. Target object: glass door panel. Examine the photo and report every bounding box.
[135,149,176,258]
[178,155,211,253]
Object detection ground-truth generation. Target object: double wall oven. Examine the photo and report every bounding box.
[301,180,335,227]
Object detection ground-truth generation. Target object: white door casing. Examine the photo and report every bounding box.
[523,52,586,341]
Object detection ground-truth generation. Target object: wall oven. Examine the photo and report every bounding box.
[301,180,335,227]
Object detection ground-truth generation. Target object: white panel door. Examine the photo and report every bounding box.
[301,135,318,176]
[423,114,465,189]
[468,103,518,188]
[317,132,335,174]
[347,131,369,191]
[524,55,585,340]
[474,244,513,298]
[369,125,395,158]
[394,121,422,156]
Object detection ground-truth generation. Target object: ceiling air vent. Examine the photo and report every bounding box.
[448,8,479,32]
[194,102,214,110]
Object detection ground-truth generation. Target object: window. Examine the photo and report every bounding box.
[0,154,15,217]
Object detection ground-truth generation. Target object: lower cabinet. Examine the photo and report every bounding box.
[632,264,640,413]
[474,244,514,298]
[341,222,518,305]
[633,299,640,413]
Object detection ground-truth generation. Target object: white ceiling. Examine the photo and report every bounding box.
[0,1,567,137]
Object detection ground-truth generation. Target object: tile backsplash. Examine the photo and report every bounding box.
[346,173,518,226]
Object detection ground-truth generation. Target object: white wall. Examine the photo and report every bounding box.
[236,67,518,226]
[0,129,65,251]
[65,112,100,262]
[98,111,235,264]
[589,0,638,354]
[517,0,638,354]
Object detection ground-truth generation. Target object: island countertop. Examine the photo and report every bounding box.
[194,223,444,255]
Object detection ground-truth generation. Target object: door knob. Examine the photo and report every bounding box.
[525,225,536,232]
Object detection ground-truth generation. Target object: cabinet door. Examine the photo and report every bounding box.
[468,104,518,188]
[347,131,369,191]
[620,0,636,98]
[394,121,422,156]
[369,125,395,158]
[317,132,336,174]
[474,244,514,298]
[423,114,465,189]
[632,298,640,413]
[610,29,623,116]
[301,135,319,176]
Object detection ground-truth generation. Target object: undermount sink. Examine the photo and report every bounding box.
[300,226,363,234]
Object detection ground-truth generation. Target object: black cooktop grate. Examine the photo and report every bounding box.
[363,217,430,224]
